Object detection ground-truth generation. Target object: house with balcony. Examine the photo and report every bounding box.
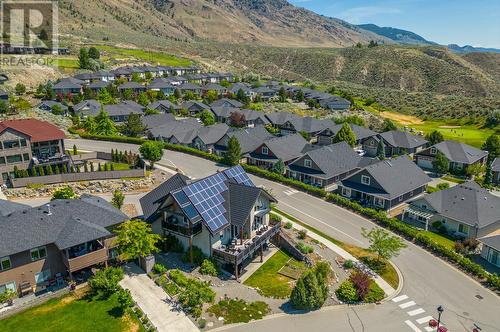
[0,119,69,184]
[0,195,128,297]
[338,156,431,211]
[404,181,500,240]
[140,166,279,279]
[415,140,488,173]
[362,131,428,158]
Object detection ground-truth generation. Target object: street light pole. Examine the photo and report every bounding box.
[437,305,444,330]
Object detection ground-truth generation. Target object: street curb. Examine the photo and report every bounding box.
[380,260,404,304]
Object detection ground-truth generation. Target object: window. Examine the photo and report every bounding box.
[23,153,30,162]
[35,269,51,285]
[409,191,414,197]
[304,159,312,168]
[3,140,20,149]
[430,147,437,155]
[20,139,27,147]
[361,175,371,186]
[30,246,47,261]
[261,147,268,155]
[6,154,22,164]
[0,281,16,294]
[458,224,470,235]
[341,187,351,197]
[0,157,5,165]
[374,197,385,208]
[0,256,11,270]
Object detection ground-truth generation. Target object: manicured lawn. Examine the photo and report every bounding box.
[0,289,144,332]
[53,57,80,69]
[207,299,270,324]
[421,231,455,250]
[244,250,304,298]
[442,175,466,184]
[411,121,493,148]
[96,45,191,67]
[110,162,132,170]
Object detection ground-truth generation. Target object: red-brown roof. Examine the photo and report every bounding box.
[0,119,65,143]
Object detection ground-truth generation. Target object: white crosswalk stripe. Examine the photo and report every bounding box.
[283,189,298,196]
[416,316,434,324]
[399,301,416,309]
[408,308,426,316]
[404,320,422,332]
[392,295,409,303]
[424,327,434,332]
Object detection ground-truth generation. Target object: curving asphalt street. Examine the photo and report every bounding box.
[64,139,500,332]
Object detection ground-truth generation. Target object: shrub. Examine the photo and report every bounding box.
[88,267,124,296]
[432,221,447,234]
[349,271,371,300]
[117,288,134,310]
[364,281,385,303]
[182,246,206,266]
[298,229,307,240]
[343,260,354,269]
[290,269,327,310]
[162,234,184,253]
[200,259,218,276]
[296,241,314,254]
[270,213,282,223]
[198,318,207,329]
[335,279,359,303]
[284,221,293,229]
[153,263,167,275]
[0,290,16,304]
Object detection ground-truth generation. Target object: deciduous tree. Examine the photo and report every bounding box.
[115,220,160,260]
[361,228,406,262]
[139,141,164,168]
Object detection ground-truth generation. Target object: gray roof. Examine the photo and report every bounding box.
[324,123,377,141]
[88,81,111,89]
[181,101,210,111]
[140,173,190,221]
[148,118,202,140]
[479,234,500,251]
[104,101,145,117]
[0,199,30,217]
[148,78,175,90]
[417,181,500,229]
[211,106,241,118]
[265,112,300,126]
[341,156,432,199]
[493,158,500,172]
[179,83,200,90]
[53,77,83,89]
[379,130,428,149]
[253,133,312,162]
[195,123,230,145]
[38,100,68,111]
[202,83,226,91]
[431,140,488,164]
[171,128,200,144]
[148,100,181,111]
[288,142,363,179]
[227,182,265,227]
[0,195,128,257]
[217,126,275,154]
[118,82,145,90]
[287,117,329,134]
[142,113,176,130]
[73,99,101,115]
[210,99,244,108]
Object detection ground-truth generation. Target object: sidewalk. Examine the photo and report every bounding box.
[277,214,396,296]
[120,263,198,332]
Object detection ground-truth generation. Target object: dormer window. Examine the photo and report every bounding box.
[361,175,371,185]
[262,147,269,155]
[304,159,312,168]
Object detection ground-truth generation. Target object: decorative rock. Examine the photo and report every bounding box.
[218,317,224,321]
[207,322,214,328]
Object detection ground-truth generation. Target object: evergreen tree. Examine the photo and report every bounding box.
[98,163,102,172]
[90,163,95,172]
[332,123,356,147]
[78,48,90,69]
[83,116,97,133]
[272,159,285,174]
[382,119,397,132]
[111,149,115,162]
[484,161,493,186]
[39,166,45,176]
[54,166,60,174]
[97,89,114,104]
[88,47,100,60]
[278,87,287,102]
[137,92,150,107]
[290,276,307,309]
[223,136,241,166]
[376,139,386,160]
[46,165,54,175]
[482,134,500,160]
[432,151,449,174]
[123,113,146,137]
[73,144,78,155]
[296,89,304,102]
[425,130,444,145]
[84,162,89,173]
[95,108,117,136]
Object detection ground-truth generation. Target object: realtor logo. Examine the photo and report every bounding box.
[1,0,58,55]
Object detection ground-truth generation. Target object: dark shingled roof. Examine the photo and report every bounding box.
[227,182,264,227]
[253,133,313,162]
[265,112,300,126]
[210,99,244,108]
[341,156,431,199]
[0,195,128,257]
[0,199,29,217]
[142,113,176,130]
[140,173,191,221]
[148,100,181,111]
[492,158,500,172]
[416,181,500,229]
[104,101,145,117]
[325,123,377,141]
[195,123,230,145]
[379,130,428,149]
[217,126,275,154]
[148,119,202,140]
[431,140,488,164]
[479,234,500,252]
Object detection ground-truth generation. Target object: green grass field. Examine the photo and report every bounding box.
[0,290,145,332]
[53,57,80,69]
[411,121,494,148]
[421,231,455,250]
[244,250,305,298]
[97,45,191,67]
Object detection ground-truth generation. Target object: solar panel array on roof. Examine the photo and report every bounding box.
[182,172,229,233]
[172,189,201,222]
[223,165,254,186]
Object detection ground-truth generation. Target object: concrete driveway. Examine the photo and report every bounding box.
[120,263,198,332]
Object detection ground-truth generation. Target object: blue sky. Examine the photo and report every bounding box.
[289,0,500,48]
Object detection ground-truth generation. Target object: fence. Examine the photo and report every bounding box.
[10,169,146,188]
[70,151,112,162]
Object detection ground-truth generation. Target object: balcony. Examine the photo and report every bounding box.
[33,154,70,166]
[63,247,109,273]
[163,219,203,237]
[212,221,281,265]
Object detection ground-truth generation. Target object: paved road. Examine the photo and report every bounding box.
[59,139,500,331]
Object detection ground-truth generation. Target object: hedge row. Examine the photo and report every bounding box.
[74,132,499,292]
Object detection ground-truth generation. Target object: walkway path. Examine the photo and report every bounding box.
[120,263,198,332]
[276,213,396,297]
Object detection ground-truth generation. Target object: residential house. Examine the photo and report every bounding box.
[118,82,146,94]
[252,87,277,101]
[317,124,377,147]
[104,101,145,123]
[362,131,428,158]
[147,78,176,96]
[210,99,244,109]
[479,234,500,268]
[37,101,68,114]
[338,156,431,210]
[265,112,301,132]
[191,123,230,153]
[147,100,181,114]
[142,114,176,130]
[492,158,500,185]
[88,80,111,93]
[181,101,210,116]
[178,83,201,96]
[415,140,488,173]
[287,142,376,188]
[214,125,275,158]
[0,195,128,296]
[404,181,500,239]
[139,166,279,278]
[0,119,69,183]
[147,119,202,142]
[52,78,84,96]
[73,100,101,118]
[318,96,351,110]
[247,133,315,169]
[201,83,227,96]
[230,83,256,100]
[211,107,269,128]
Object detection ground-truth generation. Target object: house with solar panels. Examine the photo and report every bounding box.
[139,166,279,279]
